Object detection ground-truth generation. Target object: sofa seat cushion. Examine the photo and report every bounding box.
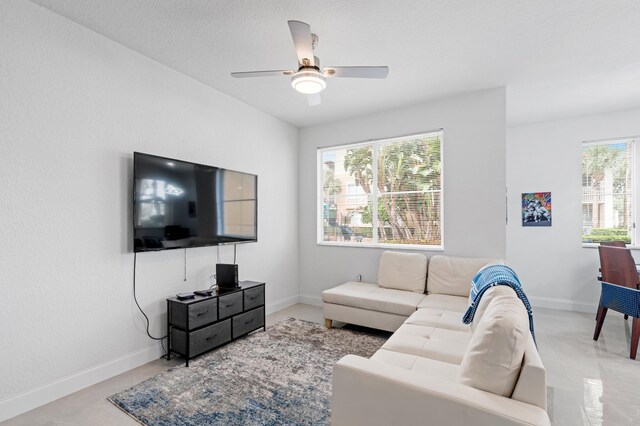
[405,308,469,332]
[393,324,471,344]
[381,324,471,364]
[378,251,428,293]
[322,282,425,316]
[459,290,529,397]
[417,294,469,313]
[427,255,498,297]
[371,349,461,382]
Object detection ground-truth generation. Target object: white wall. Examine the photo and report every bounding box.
[506,108,640,313]
[298,88,507,303]
[0,1,299,420]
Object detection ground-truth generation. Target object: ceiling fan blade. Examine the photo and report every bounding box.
[231,70,294,78]
[288,20,315,67]
[324,66,389,79]
[307,93,321,106]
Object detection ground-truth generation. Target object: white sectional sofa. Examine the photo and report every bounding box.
[323,252,549,426]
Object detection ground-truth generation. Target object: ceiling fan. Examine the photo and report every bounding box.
[231,20,389,106]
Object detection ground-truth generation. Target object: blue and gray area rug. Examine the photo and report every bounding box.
[108,318,387,425]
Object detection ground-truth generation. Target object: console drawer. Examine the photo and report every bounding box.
[244,286,265,311]
[190,319,231,356]
[219,291,243,319]
[233,307,264,337]
[171,319,231,357]
[188,298,218,329]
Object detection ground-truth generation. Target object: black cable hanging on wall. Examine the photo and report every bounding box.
[133,252,167,356]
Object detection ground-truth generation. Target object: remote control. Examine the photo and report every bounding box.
[176,292,195,300]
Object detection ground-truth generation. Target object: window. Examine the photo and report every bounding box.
[318,131,443,248]
[136,179,178,228]
[581,139,634,245]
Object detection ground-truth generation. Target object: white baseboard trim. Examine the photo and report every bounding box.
[1,296,301,422]
[265,295,299,315]
[529,296,597,313]
[298,294,322,307]
[0,343,163,422]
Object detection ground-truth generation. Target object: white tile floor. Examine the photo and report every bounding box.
[2,304,639,425]
[535,308,640,426]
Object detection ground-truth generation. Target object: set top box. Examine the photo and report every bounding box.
[217,263,239,288]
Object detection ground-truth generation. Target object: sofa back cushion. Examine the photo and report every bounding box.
[459,291,528,397]
[470,285,515,332]
[427,255,497,297]
[378,251,428,293]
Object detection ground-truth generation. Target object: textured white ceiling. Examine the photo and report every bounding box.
[30,0,640,128]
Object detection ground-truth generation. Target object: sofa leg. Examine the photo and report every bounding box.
[325,319,332,329]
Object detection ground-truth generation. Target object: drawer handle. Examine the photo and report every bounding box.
[225,304,234,308]
[244,319,254,325]
[206,334,218,341]
[197,311,208,316]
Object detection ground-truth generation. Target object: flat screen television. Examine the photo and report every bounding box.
[133,152,257,252]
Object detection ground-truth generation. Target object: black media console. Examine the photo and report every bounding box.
[166,281,265,366]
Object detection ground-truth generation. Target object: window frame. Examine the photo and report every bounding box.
[581,137,637,248]
[316,130,444,251]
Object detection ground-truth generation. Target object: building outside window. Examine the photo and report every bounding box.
[581,139,634,244]
[318,130,443,248]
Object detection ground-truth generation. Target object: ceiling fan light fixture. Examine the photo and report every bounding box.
[291,70,327,94]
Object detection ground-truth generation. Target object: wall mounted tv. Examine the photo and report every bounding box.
[133,152,257,252]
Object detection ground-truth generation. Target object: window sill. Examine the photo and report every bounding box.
[317,241,444,251]
[582,243,640,250]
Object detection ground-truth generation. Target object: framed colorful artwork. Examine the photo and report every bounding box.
[522,192,551,227]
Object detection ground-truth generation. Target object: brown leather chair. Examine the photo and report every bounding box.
[600,241,627,247]
[594,246,640,359]
[597,241,629,318]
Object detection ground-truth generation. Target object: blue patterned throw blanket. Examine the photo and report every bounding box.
[462,264,537,347]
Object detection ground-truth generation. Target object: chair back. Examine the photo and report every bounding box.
[598,246,640,289]
[600,241,627,247]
